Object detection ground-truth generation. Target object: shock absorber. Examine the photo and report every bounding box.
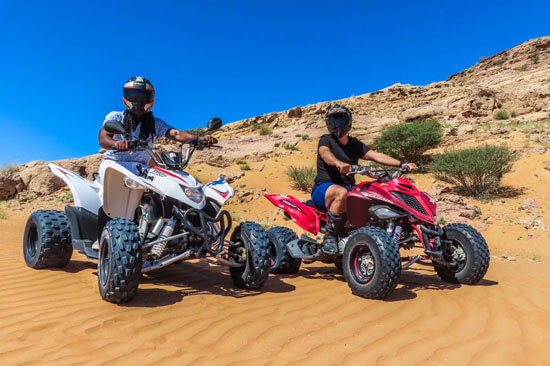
[151,219,175,259]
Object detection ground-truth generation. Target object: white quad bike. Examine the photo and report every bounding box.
[23,118,271,303]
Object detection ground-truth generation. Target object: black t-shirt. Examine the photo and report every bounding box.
[315,134,370,186]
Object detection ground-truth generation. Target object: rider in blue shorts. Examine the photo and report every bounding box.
[312,105,418,255]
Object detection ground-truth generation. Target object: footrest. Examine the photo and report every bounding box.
[286,237,321,260]
[72,239,99,260]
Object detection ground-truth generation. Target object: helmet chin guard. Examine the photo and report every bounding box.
[326,104,352,138]
[123,76,155,116]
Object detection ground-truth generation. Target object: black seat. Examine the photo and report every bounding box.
[303,199,325,211]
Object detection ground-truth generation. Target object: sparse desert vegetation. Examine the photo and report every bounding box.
[430,144,519,196]
[373,119,442,163]
[285,166,316,191]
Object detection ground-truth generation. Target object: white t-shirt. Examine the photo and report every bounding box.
[102,111,174,173]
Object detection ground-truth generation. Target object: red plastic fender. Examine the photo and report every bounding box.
[265,194,321,235]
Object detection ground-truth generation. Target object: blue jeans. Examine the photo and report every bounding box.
[311,182,353,210]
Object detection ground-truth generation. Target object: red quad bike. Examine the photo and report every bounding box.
[265,165,490,299]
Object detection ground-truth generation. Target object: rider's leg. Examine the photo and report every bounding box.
[325,185,348,213]
[321,185,348,255]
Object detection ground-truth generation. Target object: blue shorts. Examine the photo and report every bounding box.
[311,182,353,210]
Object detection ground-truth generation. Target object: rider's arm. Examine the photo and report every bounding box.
[98,128,128,150]
[363,150,401,167]
[166,129,217,144]
[319,146,351,173]
[363,150,418,172]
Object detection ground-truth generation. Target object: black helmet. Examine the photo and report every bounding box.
[123,76,155,116]
[326,104,352,138]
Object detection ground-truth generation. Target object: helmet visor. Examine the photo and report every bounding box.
[327,113,350,128]
[124,88,154,104]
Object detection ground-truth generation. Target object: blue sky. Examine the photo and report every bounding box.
[0,1,548,165]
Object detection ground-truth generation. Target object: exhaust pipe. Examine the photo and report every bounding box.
[141,250,193,273]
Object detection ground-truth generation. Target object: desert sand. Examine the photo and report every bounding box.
[1,210,550,365]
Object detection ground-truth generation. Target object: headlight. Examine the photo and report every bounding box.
[124,177,146,190]
[369,205,405,220]
[182,185,203,203]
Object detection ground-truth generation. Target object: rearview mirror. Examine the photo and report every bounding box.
[104,120,127,135]
[207,117,222,131]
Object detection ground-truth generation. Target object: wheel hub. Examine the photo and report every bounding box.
[444,242,466,263]
[359,252,375,277]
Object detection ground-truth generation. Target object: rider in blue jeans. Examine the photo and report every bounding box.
[312,105,418,255]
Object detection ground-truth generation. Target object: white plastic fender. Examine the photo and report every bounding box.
[48,163,103,214]
[204,177,235,205]
[100,160,163,219]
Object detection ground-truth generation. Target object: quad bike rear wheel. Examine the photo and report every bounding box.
[342,226,401,299]
[23,210,72,269]
[266,226,301,274]
[229,222,270,289]
[98,218,142,303]
[434,223,490,285]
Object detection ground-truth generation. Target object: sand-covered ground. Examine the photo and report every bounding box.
[1,209,550,365]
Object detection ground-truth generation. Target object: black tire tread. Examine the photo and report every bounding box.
[99,218,142,303]
[230,222,270,290]
[343,226,401,299]
[267,226,301,274]
[435,223,490,285]
[24,210,72,269]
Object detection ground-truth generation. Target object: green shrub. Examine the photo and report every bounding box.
[259,124,272,136]
[235,158,250,170]
[430,144,519,196]
[493,58,507,66]
[373,120,442,163]
[286,166,316,191]
[514,65,528,71]
[301,134,310,141]
[531,50,540,64]
[284,142,299,151]
[0,162,21,174]
[494,110,510,120]
[0,208,7,220]
[239,162,250,171]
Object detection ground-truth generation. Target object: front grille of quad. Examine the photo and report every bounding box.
[391,191,428,215]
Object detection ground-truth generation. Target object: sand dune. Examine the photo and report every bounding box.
[1,217,549,366]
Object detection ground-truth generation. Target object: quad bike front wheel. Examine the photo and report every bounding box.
[342,226,401,299]
[229,222,270,290]
[98,218,142,303]
[434,223,490,285]
[266,226,301,274]
[23,210,72,269]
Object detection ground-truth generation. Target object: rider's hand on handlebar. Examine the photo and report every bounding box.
[113,140,129,150]
[202,135,218,146]
[336,161,352,174]
[401,163,418,173]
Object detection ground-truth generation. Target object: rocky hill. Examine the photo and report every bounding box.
[1,37,549,242]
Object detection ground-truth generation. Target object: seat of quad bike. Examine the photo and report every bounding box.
[303,199,325,212]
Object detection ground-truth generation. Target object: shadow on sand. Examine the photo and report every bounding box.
[120,260,296,308]
[276,264,498,302]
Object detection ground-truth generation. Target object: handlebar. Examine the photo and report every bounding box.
[111,139,149,153]
[347,165,411,182]
[183,138,220,150]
